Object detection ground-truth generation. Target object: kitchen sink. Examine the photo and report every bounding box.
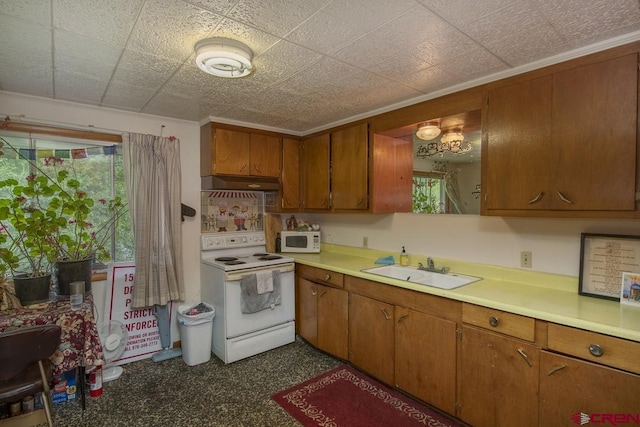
[361,265,481,290]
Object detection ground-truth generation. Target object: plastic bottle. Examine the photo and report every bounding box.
[400,246,409,266]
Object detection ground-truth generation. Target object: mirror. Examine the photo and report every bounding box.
[385,110,481,215]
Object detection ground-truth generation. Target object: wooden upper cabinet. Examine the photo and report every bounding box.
[250,134,281,177]
[200,124,281,178]
[331,123,369,210]
[281,138,301,210]
[485,53,638,215]
[302,133,331,210]
[371,133,412,213]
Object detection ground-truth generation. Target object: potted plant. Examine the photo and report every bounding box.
[0,137,128,298]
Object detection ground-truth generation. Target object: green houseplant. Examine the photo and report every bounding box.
[0,137,127,298]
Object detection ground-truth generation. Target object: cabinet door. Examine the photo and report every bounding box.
[551,53,637,210]
[296,277,317,346]
[317,285,348,359]
[485,76,553,210]
[302,134,331,210]
[349,294,394,384]
[281,138,301,210]
[371,134,412,213]
[214,128,251,175]
[395,307,457,415]
[332,123,368,210]
[458,325,539,427]
[540,351,640,427]
[250,134,281,177]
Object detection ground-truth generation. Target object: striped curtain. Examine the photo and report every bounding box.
[122,133,184,308]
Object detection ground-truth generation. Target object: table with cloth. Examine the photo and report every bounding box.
[0,294,103,409]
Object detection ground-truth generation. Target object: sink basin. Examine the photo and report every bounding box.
[362,265,481,290]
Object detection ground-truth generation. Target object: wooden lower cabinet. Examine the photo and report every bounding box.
[296,276,348,359]
[349,293,394,384]
[458,325,540,427]
[539,351,640,427]
[395,307,457,415]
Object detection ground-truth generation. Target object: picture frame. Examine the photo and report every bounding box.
[579,233,640,301]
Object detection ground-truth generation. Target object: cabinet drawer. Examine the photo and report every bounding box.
[547,323,640,374]
[296,264,344,288]
[462,303,535,342]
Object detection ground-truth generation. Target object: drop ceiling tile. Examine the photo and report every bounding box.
[188,0,240,15]
[142,92,202,121]
[275,57,363,97]
[54,30,123,79]
[443,49,509,80]
[403,65,457,93]
[53,0,144,46]
[101,82,157,111]
[250,40,323,86]
[533,0,640,45]
[54,69,108,104]
[333,33,406,70]
[215,105,289,128]
[322,0,417,33]
[162,61,221,98]
[206,18,281,56]
[418,0,518,26]
[127,0,223,62]
[0,0,51,25]
[225,0,328,38]
[111,49,183,90]
[0,63,53,97]
[285,10,367,55]
[0,16,51,55]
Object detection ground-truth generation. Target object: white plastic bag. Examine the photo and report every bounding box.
[177,302,215,326]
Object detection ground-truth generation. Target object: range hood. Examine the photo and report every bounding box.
[201,175,280,191]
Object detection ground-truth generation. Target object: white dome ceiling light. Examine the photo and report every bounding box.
[416,121,441,141]
[195,37,254,78]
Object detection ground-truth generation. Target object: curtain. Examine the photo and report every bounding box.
[444,171,467,215]
[122,133,184,308]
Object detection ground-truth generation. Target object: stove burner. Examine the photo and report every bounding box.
[258,255,282,261]
[224,260,246,265]
[215,257,238,262]
[253,253,268,257]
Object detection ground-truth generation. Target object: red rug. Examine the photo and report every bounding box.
[272,365,463,427]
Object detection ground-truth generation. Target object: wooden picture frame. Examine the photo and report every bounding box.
[579,233,640,301]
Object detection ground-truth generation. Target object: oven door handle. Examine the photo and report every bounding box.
[225,263,295,281]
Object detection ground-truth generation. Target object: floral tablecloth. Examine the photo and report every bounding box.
[0,294,103,376]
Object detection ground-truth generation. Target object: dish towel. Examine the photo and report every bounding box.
[240,271,281,314]
[256,270,274,294]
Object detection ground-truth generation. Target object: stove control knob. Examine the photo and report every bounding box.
[258,235,264,241]
[241,236,247,243]
[252,235,259,242]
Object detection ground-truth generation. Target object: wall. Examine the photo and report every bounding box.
[1,91,202,342]
[300,212,640,278]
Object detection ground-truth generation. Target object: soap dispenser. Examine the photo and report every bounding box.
[400,246,409,266]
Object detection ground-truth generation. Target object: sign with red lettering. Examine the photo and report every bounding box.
[105,263,172,365]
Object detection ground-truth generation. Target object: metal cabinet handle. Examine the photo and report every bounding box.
[380,308,390,320]
[253,165,262,174]
[528,192,544,204]
[517,348,533,367]
[319,290,327,297]
[557,191,573,204]
[397,314,408,322]
[357,197,365,207]
[589,343,604,357]
[489,316,499,327]
[324,274,330,281]
[240,163,249,172]
[547,365,567,376]
[311,288,317,296]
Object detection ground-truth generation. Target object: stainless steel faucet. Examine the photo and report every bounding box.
[418,257,450,274]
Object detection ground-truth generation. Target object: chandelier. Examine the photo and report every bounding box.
[415,129,472,158]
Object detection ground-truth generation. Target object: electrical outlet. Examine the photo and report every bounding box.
[363,236,368,248]
[521,251,532,268]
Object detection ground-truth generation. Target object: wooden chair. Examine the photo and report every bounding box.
[0,325,62,427]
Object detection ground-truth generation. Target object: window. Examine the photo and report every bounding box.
[412,172,446,214]
[0,132,134,264]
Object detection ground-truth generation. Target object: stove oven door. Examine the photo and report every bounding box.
[223,263,295,338]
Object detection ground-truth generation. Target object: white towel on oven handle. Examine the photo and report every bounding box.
[256,270,274,294]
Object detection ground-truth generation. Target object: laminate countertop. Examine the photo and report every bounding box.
[289,244,640,343]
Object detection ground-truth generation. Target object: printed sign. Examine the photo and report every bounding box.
[105,262,173,365]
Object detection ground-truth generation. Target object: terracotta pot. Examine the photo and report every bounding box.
[13,274,51,305]
[56,258,92,295]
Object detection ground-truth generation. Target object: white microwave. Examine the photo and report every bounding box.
[280,231,321,253]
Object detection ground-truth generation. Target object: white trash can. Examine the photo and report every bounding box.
[177,302,215,366]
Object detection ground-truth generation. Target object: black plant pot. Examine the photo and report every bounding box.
[56,258,92,295]
[13,274,51,305]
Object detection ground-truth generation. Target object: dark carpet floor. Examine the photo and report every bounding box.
[51,338,342,427]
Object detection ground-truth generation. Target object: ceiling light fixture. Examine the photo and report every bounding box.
[415,121,441,141]
[194,37,254,78]
[415,129,472,158]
